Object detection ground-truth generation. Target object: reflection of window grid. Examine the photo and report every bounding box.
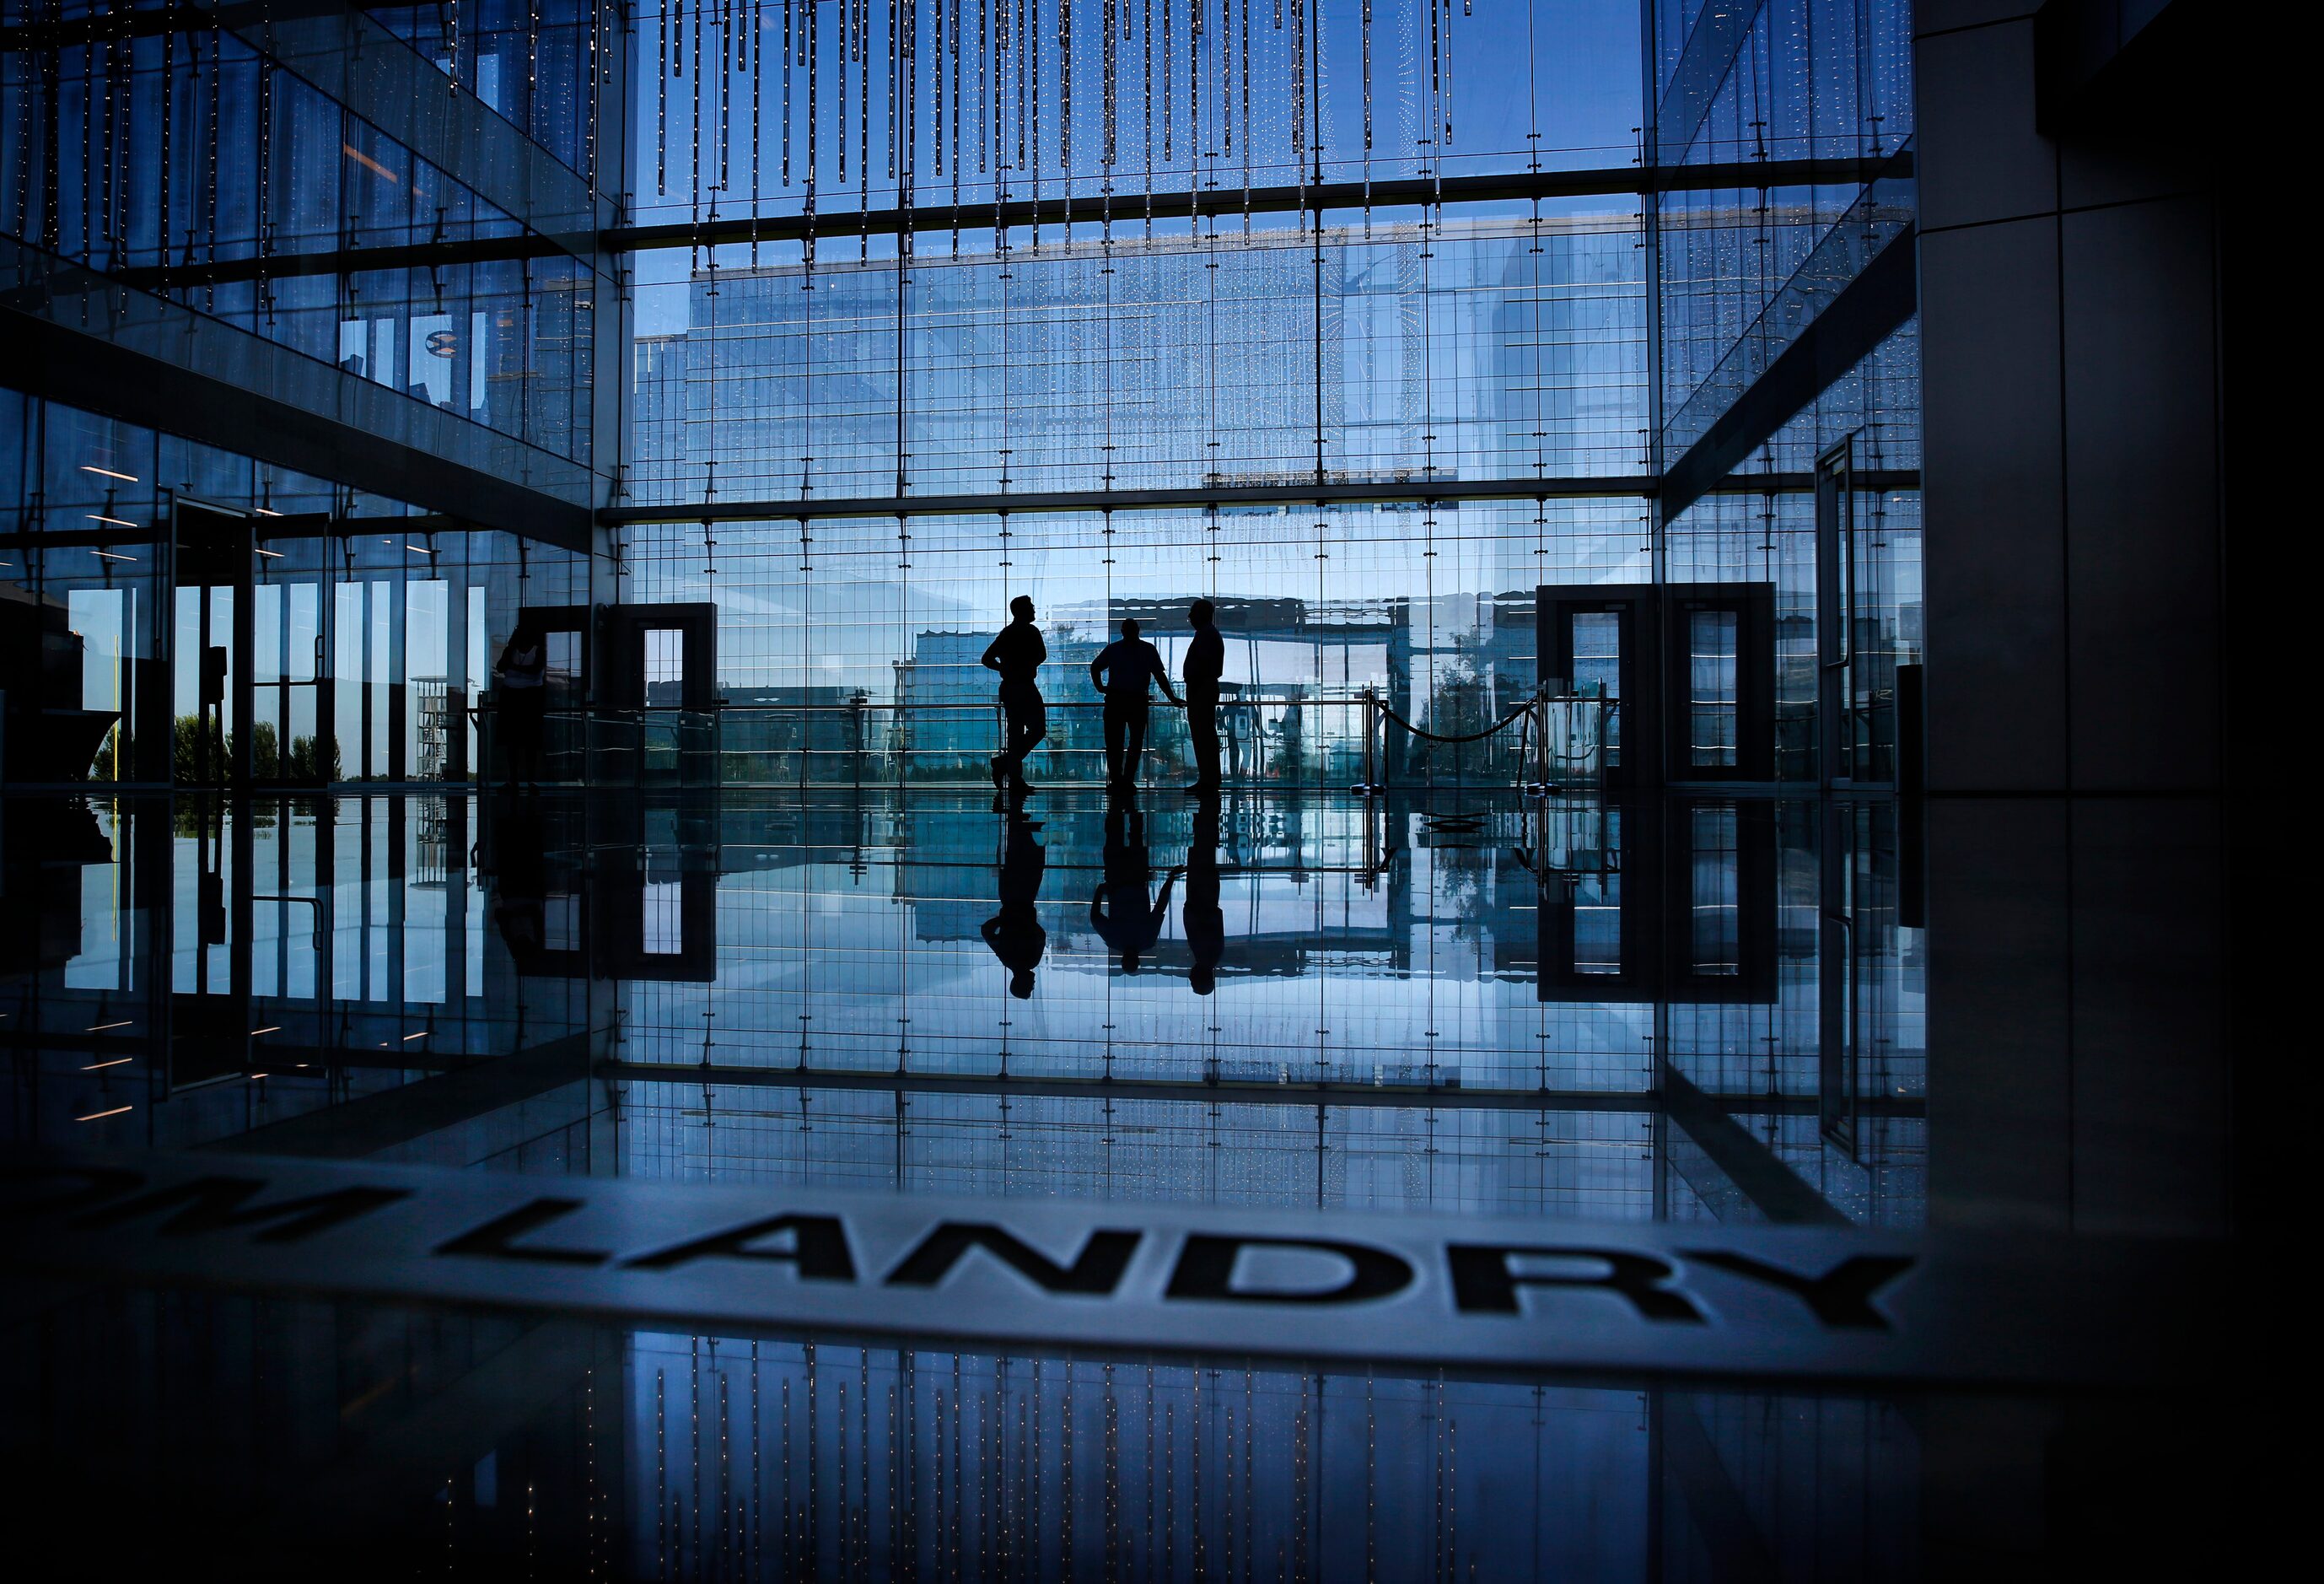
[1571,873,1622,976]
[1688,805,1740,975]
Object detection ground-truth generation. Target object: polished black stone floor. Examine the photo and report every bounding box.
[0,788,2270,1577]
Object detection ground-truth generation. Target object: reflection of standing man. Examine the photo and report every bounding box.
[1182,599,1225,795]
[1181,795,1225,995]
[1089,617,1181,789]
[982,595,1047,794]
[980,813,1047,999]
[1090,801,1175,974]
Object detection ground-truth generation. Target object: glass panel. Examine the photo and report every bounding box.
[250,585,282,778]
[643,628,686,703]
[1688,607,1738,768]
[545,630,583,705]
[369,585,393,779]
[286,584,325,779]
[1571,611,1622,768]
[335,582,369,782]
[67,589,130,782]
[466,587,487,773]
[406,580,451,779]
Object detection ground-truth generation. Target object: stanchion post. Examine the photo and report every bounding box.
[1534,691,1550,795]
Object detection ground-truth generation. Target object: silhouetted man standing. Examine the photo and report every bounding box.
[982,595,1046,793]
[1182,598,1225,794]
[1089,616,1181,789]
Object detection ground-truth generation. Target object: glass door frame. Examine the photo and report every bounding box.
[170,497,255,787]
[1536,583,1775,786]
[250,546,334,789]
[1816,437,1864,787]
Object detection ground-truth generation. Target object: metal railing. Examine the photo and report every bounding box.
[469,687,1611,795]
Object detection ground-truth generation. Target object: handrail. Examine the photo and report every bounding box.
[466,690,1600,795]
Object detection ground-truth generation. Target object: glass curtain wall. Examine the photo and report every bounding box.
[1648,0,1921,784]
[620,1,1656,785]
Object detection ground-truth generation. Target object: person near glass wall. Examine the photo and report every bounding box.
[1182,599,1225,794]
[982,595,1048,794]
[1089,617,1182,790]
[496,619,547,788]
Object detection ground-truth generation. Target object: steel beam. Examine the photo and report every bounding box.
[610,156,1900,252]
[600,1059,1928,1120]
[602,470,1920,527]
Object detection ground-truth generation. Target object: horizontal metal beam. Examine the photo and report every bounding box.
[600,1059,1929,1119]
[602,470,1920,527]
[105,233,571,294]
[71,155,1904,292]
[610,156,1901,253]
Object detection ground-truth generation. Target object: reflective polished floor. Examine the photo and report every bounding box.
[0,788,2261,1577]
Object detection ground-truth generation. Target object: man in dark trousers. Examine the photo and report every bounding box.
[981,595,1047,793]
[1090,801,1175,975]
[1182,598,1225,794]
[1089,616,1182,789]
[979,811,1047,999]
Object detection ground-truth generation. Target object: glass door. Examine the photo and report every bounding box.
[170,582,236,784]
[251,573,331,784]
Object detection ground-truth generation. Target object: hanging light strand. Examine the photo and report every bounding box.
[1162,0,1172,166]
[1103,0,1116,170]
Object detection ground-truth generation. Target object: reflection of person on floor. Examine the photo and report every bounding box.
[1089,617,1181,789]
[982,595,1047,793]
[980,812,1048,999]
[488,787,547,961]
[1181,795,1225,995]
[1182,599,1224,794]
[1090,801,1175,974]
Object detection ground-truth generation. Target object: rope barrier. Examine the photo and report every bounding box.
[1373,697,1537,746]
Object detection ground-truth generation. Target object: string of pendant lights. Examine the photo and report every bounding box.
[640,0,1468,217]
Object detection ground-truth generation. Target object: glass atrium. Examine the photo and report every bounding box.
[0,2,2265,1576]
